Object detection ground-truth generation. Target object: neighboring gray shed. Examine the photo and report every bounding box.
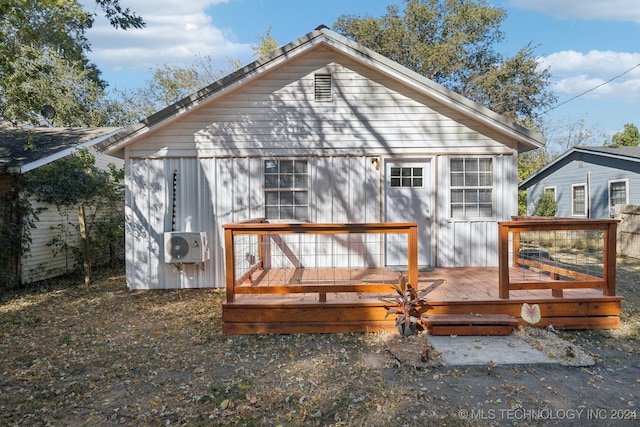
[0,124,121,284]
[519,146,640,218]
[97,26,545,290]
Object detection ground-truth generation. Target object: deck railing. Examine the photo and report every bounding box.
[498,216,618,299]
[223,219,418,303]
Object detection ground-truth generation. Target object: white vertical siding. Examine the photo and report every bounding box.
[21,148,123,284]
[126,157,268,289]
[124,154,387,288]
[436,154,517,267]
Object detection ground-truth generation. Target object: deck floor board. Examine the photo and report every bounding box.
[223,267,622,334]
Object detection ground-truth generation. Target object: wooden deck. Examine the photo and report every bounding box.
[221,266,623,334]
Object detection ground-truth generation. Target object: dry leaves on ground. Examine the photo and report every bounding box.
[1,258,639,426]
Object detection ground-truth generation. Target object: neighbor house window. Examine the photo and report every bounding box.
[609,180,628,209]
[450,158,493,218]
[314,73,332,101]
[572,184,587,216]
[265,160,308,221]
[390,167,423,188]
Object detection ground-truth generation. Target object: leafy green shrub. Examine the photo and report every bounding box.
[533,190,557,217]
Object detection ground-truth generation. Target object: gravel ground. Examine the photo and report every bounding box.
[1,256,639,426]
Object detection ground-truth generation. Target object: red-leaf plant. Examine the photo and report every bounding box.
[381,273,430,332]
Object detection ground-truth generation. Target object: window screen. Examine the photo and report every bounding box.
[450,158,493,218]
[265,160,309,221]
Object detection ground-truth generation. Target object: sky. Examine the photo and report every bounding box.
[79,0,640,149]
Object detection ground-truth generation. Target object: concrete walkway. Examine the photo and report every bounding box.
[428,335,558,365]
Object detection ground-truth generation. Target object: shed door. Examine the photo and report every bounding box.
[384,159,433,267]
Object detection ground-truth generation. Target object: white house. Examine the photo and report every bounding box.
[97,26,545,290]
[1,124,121,284]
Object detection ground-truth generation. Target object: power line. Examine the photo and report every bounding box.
[544,62,640,114]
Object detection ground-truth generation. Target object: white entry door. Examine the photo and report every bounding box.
[384,159,433,267]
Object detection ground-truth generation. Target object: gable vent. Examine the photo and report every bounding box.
[314,73,332,101]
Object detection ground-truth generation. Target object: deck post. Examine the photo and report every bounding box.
[257,234,265,269]
[603,221,617,296]
[407,224,419,287]
[497,222,510,299]
[224,227,236,303]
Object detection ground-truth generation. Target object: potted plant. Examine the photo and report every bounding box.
[381,273,430,336]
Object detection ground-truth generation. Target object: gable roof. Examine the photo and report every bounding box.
[519,145,640,190]
[97,26,545,157]
[0,123,120,174]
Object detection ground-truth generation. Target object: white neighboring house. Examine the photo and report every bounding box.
[97,26,545,290]
[0,124,121,284]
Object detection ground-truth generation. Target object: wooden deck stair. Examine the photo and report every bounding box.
[424,314,520,336]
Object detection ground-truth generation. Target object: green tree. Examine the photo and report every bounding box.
[0,176,36,290]
[608,123,640,147]
[252,27,278,59]
[532,188,557,217]
[0,0,143,125]
[94,0,145,30]
[517,148,550,215]
[106,56,239,126]
[333,0,555,125]
[3,45,107,126]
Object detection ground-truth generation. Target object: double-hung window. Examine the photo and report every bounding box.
[572,184,587,216]
[450,158,493,218]
[609,180,628,208]
[264,160,308,221]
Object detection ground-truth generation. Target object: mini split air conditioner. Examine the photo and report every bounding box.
[164,231,210,263]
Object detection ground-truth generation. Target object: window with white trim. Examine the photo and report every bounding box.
[572,184,587,216]
[450,158,493,218]
[609,180,628,208]
[265,160,308,221]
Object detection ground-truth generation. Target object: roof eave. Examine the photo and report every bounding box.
[18,128,121,174]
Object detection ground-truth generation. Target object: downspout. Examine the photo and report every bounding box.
[587,171,591,218]
[433,155,439,267]
[378,156,384,268]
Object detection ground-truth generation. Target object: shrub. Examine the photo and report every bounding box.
[533,190,557,217]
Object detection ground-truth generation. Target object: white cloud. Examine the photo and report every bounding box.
[80,0,252,72]
[539,50,640,101]
[507,0,640,23]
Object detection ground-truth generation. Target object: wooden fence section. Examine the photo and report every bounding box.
[615,204,640,259]
[498,217,618,299]
[223,219,418,303]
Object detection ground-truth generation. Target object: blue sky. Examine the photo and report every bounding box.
[80,0,640,150]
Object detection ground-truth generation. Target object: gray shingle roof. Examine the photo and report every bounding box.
[576,145,640,160]
[0,123,120,173]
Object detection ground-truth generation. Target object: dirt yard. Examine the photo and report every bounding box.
[1,257,639,426]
